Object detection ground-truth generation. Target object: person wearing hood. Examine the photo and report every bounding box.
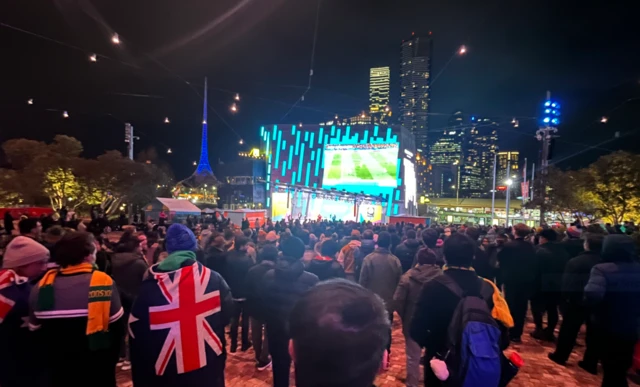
[531,229,571,342]
[110,230,149,370]
[395,229,422,273]
[256,237,319,387]
[337,229,362,281]
[419,228,445,267]
[393,247,442,387]
[306,239,345,281]
[584,234,640,387]
[0,237,50,387]
[129,223,233,387]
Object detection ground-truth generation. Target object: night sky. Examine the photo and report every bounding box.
[1,0,638,179]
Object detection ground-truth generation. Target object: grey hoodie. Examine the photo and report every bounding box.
[110,252,148,309]
[393,264,442,333]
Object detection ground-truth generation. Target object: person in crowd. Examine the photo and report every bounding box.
[443,227,452,239]
[225,236,255,352]
[29,232,125,387]
[421,228,444,267]
[42,225,66,268]
[548,232,604,370]
[256,237,319,387]
[204,235,228,276]
[306,239,345,281]
[244,245,279,371]
[111,230,149,370]
[584,234,640,387]
[18,218,42,241]
[289,279,390,387]
[129,223,233,387]
[410,233,513,386]
[395,229,421,273]
[498,223,537,343]
[530,228,571,342]
[0,236,50,387]
[3,211,14,235]
[242,229,258,262]
[93,235,113,275]
[393,246,442,387]
[466,227,495,281]
[563,225,585,258]
[337,229,362,281]
[223,228,235,251]
[356,230,376,281]
[388,228,401,254]
[359,231,402,355]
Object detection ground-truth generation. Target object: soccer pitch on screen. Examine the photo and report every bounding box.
[322,143,399,191]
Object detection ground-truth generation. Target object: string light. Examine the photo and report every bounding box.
[89,54,97,62]
[239,139,244,145]
[601,116,608,124]
[167,148,172,154]
[458,45,467,55]
[202,120,207,124]
[62,111,69,118]
[298,122,303,127]
[230,103,237,113]
[334,114,338,120]
[193,161,197,166]
[234,93,240,101]
[111,33,120,45]
[361,112,366,118]
[27,99,33,105]
[164,117,170,124]
[511,117,516,124]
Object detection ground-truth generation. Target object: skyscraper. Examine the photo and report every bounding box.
[369,66,390,114]
[400,33,433,195]
[460,117,499,197]
[428,110,464,197]
[497,151,519,184]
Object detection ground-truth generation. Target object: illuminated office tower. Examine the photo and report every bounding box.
[400,33,433,195]
[369,66,390,114]
[497,151,519,184]
[460,117,499,197]
[429,110,464,197]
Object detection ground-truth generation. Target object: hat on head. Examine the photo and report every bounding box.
[266,231,279,242]
[351,229,361,238]
[165,224,197,253]
[2,236,50,269]
[566,226,581,239]
[280,236,305,259]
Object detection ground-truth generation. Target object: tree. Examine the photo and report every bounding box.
[543,167,601,224]
[0,169,22,207]
[584,151,640,224]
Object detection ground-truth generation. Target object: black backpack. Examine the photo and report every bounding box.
[439,276,502,387]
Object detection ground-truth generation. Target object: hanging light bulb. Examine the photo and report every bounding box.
[458,45,467,55]
[234,93,240,101]
[511,117,516,124]
[193,161,197,166]
[202,120,207,124]
[239,139,244,145]
[230,103,237,113]
[298,122,303,127]
[89,54,97,62]
[62,111,69,118]
[514,120,519,128]
[167,148,172,154]
[111,33,120,45]
[334,114,338,120]
[27,98,33,105]
[164,117,170,124]
[600,116,608,124]
[361,112,366,118]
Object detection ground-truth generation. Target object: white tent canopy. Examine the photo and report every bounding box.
[154,198,201,215]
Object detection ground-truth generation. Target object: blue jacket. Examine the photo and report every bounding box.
[584,235,640,339]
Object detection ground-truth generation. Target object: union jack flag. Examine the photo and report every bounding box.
[0,269,26,324]
[147,263,223,375]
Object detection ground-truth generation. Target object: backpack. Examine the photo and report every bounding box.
[440,276,502,387]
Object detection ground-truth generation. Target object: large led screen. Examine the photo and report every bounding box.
[322,143,399,193]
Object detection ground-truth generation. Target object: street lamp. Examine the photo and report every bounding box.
[505,175,513,226]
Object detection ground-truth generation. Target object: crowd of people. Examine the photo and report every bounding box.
[0,212,639,387]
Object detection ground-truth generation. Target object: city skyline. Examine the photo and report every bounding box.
[0,0,638,180]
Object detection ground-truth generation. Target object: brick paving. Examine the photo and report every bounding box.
[116,314,639,387]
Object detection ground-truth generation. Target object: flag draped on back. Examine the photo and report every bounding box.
[129,260,231,387]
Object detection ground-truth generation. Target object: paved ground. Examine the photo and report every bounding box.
[117,314,639,387]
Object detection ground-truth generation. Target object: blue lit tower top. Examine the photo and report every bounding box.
[542,97,561,128]
[195,77,214,176]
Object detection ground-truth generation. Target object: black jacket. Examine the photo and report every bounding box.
[472,245,495,281]
[359,239,376,257]
[224,249,254,299]
[204,246,228,278]
[306,257,345,281]
[244,260,276,315]
[497,238,537,290]
[390,233,402,254]
[561,250,601,305]
[562,238,584,258]
[535,242,571,294]
[257,258,319,336]
[410,269,511,361]
[395,239,421,273]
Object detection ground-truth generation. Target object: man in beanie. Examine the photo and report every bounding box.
[0,237,50,387]
[256,236,319,387]
[337,229,362,281]
[129,224,233,387]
